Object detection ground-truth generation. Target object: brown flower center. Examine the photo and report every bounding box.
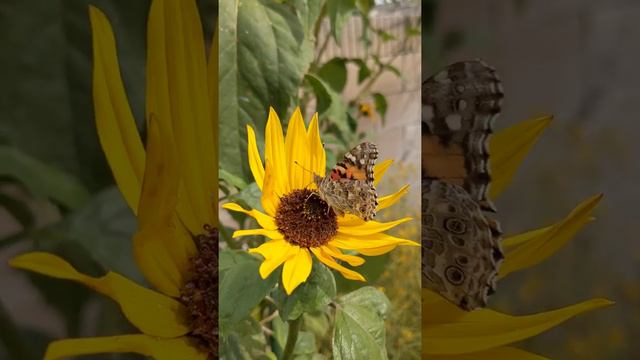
[180,224,218,358]
[274,189,338,248]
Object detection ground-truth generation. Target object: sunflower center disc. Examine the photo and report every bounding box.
[275,189,338,248]
[180,225,218,358]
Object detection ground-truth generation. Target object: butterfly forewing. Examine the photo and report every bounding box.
[421,60,504,311]
[315,142,378,221]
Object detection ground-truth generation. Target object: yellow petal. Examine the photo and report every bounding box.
[373,159,393,186]
[249,239,296,278]
[265,108,290,196]
[377,185,409,211]
[261,160,282,217]
[247,125,265,189]
[489,116,552,199]
[44,334,205,360]
[222,202,277,230]
[89,6,144,212]
[209,18,219,225]
[323,245,365,266]
[282,247,313,294]
[311,247,365,281]
[499,194,602,278]
[10,253,188,337]
[330,233,419,254]
[307,112,326,177]
[233,228,283,239]
[422,297,613,355]
[337,217,412,236]
[425,346,549,360]
[147,0,214,234]
[134,116,193,296]
[285,107,313,189]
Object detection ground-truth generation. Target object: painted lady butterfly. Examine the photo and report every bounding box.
[422,60,505,310]
[314,142,378,221]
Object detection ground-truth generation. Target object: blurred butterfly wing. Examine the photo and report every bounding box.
[422,60,503,211]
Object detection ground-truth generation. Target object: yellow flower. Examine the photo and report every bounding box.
[359,101,375,120]
[223,108,419,294]
[10,0,218,358]
[422,116,614,359]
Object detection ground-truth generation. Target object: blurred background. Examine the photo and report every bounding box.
[424,0,639,358]
[0,0,421,359]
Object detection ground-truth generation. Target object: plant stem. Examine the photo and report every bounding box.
[281,316,302,360]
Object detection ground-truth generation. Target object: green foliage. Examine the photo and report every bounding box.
[218,1,420,358]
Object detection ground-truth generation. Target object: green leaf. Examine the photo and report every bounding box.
[332,305,387,360]
[372,92,387,121]
[219,249,279,335]
[305,74,334,116]
[376,29,396,42]
[326,0,356,43]
[219,0,314,180]
[220,168,249,191]
[228,182,263,213]
[334,253,389,293]
[274,261,336,320]
[0,146,90,210]
[220,316,273,360]
[332,287,390,359]
[291,0,325,35]
[355,0,374,15]
[339,286,391,319]
[317,57,347,93]
[351,59,372,84]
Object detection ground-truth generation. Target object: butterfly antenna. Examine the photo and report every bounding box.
[293,161,316,176]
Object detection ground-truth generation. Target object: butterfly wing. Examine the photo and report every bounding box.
[422,179,503,310]
[316,142,378,220]
[421,60,504,310]
[422,60,503,211]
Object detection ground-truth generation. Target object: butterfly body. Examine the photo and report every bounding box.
[314,142,378,221]
[422,60,504,310]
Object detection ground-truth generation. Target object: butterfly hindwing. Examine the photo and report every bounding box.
[315,142,378,221]
[421,60,504,311]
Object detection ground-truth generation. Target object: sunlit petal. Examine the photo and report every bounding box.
[222,202,277,230]
[282,246,313,294]
[323,245,365,266]
[337,217,412,236]
[261,160,279,216]
[247,125,265,189]
[265,108,290,195]
[307,112,326,177]
[249,240,296,278]
[232,228,283,239]
[311,247,365,281]
[377,185,409,211]
[285,107,313,189]
[373,159,393,186]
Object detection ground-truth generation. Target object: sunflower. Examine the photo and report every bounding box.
[223,108,419,294]
[422,116,614,359]
[10,0,218,358]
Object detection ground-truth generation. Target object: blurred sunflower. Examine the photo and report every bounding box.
[422,116,614,359]
[359,101,375,120]
[10,0,219,358]
[223,108,419,294]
